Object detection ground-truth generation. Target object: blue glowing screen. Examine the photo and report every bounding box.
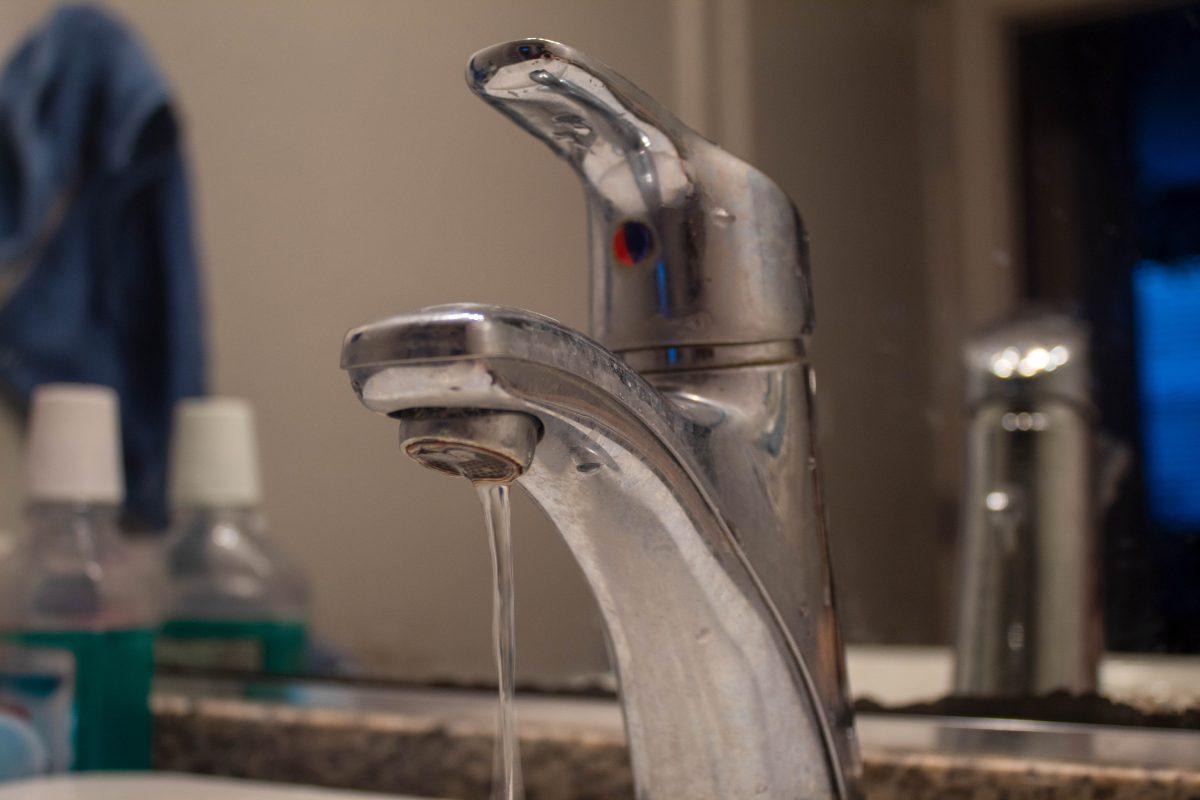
[1133,259,1200,532]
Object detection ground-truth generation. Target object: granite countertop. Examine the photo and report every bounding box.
[151,685,1200,800]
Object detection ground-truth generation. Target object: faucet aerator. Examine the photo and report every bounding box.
[394,408,540,484]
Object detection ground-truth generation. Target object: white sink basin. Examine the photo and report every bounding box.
[0,774,427,799]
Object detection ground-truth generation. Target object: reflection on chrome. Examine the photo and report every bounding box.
[1006,622,1026,651]
[989,344,1070,379]
[1001,411,1048,432]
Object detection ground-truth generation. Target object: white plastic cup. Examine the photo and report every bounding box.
[169,397,262,509]
[25,384,124,504]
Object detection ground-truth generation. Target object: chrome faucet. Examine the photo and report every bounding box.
[954,312,1114,696]
[342,39,860,799]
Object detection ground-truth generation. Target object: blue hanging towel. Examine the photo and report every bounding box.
[0,4,206,528]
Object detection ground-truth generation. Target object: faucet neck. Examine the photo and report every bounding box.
[342,305,860,798]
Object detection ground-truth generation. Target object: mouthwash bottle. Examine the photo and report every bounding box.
[158,398,309,676]
[0,384,157,771]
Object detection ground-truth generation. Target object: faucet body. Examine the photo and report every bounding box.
[343,38,860,799]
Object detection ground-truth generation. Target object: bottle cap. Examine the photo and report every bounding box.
[169,397,262,508]
[26,384,124,504]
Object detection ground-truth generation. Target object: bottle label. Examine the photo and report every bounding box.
[156,635,263,672]
[157,620,306,675]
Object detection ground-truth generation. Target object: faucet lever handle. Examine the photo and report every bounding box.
[467,38,813,354]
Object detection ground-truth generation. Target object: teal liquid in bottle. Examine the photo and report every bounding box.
[9,629,154,770]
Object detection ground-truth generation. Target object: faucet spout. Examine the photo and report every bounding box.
[342,304,858,799]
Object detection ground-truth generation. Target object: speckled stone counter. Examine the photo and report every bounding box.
[151,690,1200,800]
[863,752,1200,800]
[154,693,632,800]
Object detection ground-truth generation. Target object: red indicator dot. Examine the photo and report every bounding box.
[613,221,653,267]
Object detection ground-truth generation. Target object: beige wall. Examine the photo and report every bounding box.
[0,1,950,680]
[0,0,684,681]
[750,2,951,643]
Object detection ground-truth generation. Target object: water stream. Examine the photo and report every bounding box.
[476,483,524,800]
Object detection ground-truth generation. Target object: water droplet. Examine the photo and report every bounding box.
[576,462,601,474]
[711,207,736,226]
